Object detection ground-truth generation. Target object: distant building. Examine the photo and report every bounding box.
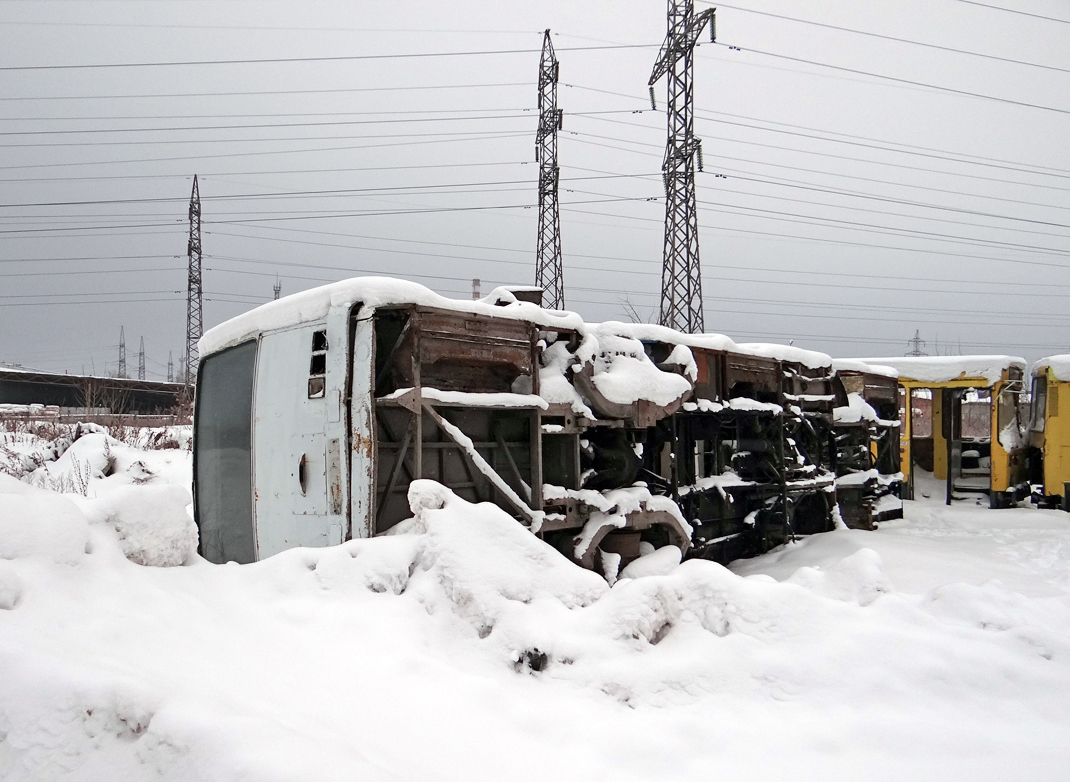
[0,367,185,415]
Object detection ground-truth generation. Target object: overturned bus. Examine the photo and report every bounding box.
[193,278,842,576]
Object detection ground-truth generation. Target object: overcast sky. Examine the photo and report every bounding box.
[1,0,1068,378]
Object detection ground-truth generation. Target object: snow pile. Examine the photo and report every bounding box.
[585,323,694,407]
[0,476,90,565]
[4,428,195,570]
[87,484,197,567]
[618,544,682,580]
[3,475,1070,779]
[402,479,607,612]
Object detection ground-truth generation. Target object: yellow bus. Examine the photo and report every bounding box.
[855,356,1027,507]
[1027,356,1070,509]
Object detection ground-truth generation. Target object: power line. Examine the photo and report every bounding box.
[0,127,536,149]
[578,109,1070,181]
[702,1,1070,74]
[0,111,559,137]
[711,41,1070,116]
[694,107,1070,177]
[0,131,532,170]
[0,173,641,209]
[568,128,1070,195]
[566,79,1070,178]
[563,203,1070,271]
[564,134,1070,242]
[687,153,1070,213]
[201,250,1070,301]
[3,21,538,34]
[0,82,530,103]
[0,160,529,185]
[948,0,1070,25]
[0,43,656,72]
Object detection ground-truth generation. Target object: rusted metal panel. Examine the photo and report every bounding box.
[687,346,722,402]
[724,352,779,402]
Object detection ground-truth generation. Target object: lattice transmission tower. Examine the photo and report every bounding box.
[649,1,715,333]
[118,326,127,378]
[167,352,174,383]
[185,175,203,394]
[534,29,565,310]
[138,337,146,380]
[906,329,928,357]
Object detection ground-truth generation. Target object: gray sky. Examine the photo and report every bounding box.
[1,0,1069,378]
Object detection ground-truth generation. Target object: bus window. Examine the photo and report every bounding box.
[996,384,1020,446]
[1030,376,1047,433]
[194,340,258,564]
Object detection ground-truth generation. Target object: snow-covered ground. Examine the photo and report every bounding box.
[2,432,1069,780]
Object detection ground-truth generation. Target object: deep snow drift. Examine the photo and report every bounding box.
[2,434,1070,780]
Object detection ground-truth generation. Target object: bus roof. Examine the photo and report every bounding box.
[1032,355,1070,381]
[853,355,1025,386]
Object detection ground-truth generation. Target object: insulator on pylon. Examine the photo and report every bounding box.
[558,111,563,130]
[696,140,704,172]
[648,85,657,110]
[711,11,716,42]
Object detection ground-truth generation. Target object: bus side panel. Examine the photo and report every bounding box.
[1045,381,1070,497]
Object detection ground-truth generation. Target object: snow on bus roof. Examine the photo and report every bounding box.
[1032,355,1070,381]
[734,342,832,370]
[200,277,833,368]
[855,355,1025,386]
[831,359,898,379]
[594,322,737,353]
[602,323,832,368]
[199,277,585,356]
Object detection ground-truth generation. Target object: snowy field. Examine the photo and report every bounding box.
[2,431,1070,780]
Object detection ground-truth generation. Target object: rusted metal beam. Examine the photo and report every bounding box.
[495,426,531,503]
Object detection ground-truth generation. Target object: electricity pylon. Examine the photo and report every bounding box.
[185,175,203,394]
[138,337,146,381]
[118,326,127,378]
[649,1,715,333]
[167,352,174,383]
[534,29,565,310]
[906,330,928,356]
